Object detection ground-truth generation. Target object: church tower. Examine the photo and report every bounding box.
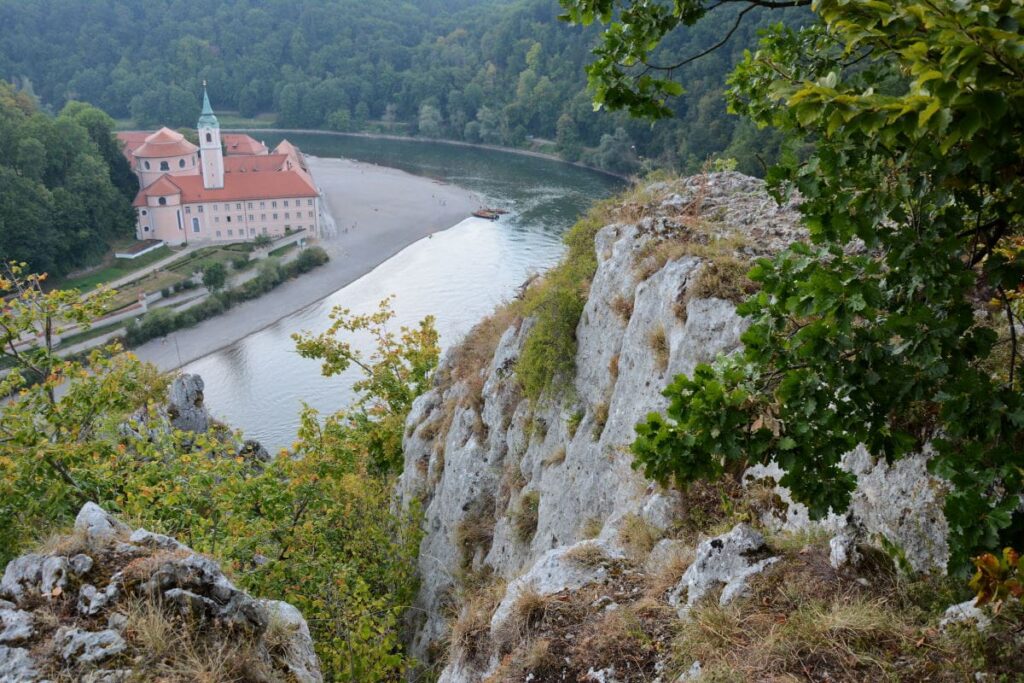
[198,83,224,190]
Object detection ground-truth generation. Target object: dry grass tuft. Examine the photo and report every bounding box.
[648,325,670,373]
[564,542,608,569]
[455,494,496,570]
[608,353,620,381]
[451,580,506,667]
[610,294,634,322]
[118,595,276,683]
[566,409,584,439]
[617,513,663,562]
[581,517,604,540]
[512,491,541,544]
[494,588,551,653]
[688,255,757,305]
[542,445,567,468]
[591,401,609,440]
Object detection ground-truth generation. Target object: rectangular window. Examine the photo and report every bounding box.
[260,201,265,209]
[184,206,191,214]
[307,199,313,206]
[236,203,242,210]
[272,213,278,220]
[198,205,204,213]
[249,228,256,236]
[226,216,232,223]
[308,211,313,218]
[216,230,221,237]
[192,217,200,233]
[227,229,233,236]
[260,214,266,220]
[249,214,254,221]
[262,227,268,235]
[271,201,277,208]
[284,212,290,219]
[213,204,218,211]
[214,216,220,223]
[283,200,289,207]
[224,204,230,211]
[237,215,243,222]
[247,202,254,209]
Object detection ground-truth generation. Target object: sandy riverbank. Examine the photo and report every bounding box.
[131,155,480,371]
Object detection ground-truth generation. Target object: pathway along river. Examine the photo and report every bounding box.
[183,133,624,452]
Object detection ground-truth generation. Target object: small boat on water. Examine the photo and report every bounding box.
[473,209,501,220]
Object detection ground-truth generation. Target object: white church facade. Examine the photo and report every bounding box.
[119,88,320,246]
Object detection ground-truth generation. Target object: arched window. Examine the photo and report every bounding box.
[206,132,212,143]
[179,159,186,168]
[159,161,169,171]
[144,161,151,170]
[158,197,167,206]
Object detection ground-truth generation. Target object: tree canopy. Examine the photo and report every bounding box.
[0,0,808,175]
[566,0,1024,571]
[0,82,136,276]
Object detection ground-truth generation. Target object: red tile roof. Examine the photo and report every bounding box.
[224,154,289,174]
[134,169,317,207]
[133,127,199,158]
[222,133,268,156]
[116,131,151,161]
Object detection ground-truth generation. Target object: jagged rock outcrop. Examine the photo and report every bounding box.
[397,173,959,679]
[0,503,322,683]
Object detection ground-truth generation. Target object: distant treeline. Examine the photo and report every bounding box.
[0,81,137,277]
[0,0,808,176]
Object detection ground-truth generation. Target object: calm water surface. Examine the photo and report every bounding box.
[184,135,624,451]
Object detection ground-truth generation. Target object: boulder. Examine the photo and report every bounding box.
[167,373,209,433]
[56,627,126,664]
[0,610,33,644]
[667,524,777,617]
[0,646,38,683]
[75,502,129,544]
[0,503,322,682]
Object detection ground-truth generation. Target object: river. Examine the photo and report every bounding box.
[183,134,624,452]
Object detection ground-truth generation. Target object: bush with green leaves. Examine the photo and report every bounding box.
[0,264,432,680]
[566,0,1024,572]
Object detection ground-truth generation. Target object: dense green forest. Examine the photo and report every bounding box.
[0,81,136,277]
[0,0,806,175]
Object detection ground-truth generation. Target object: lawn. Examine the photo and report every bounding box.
[268,243,298,258]
[55,245,173,293]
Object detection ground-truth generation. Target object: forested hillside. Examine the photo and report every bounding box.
[0,82,136,276]
[0,0,806,175]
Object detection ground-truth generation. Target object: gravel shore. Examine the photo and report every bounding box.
[132,155,480,371]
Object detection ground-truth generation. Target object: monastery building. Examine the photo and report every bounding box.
[118,87,321,246]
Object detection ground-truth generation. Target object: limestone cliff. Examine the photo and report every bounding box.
[396,173,982,681]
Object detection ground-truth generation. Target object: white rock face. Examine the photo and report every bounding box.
[397,172,954,673]
[667,524,777,617]
[396,174,805,671]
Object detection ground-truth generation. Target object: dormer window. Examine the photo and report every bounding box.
[144,161,151,170]
[160,161,169,171]
[179,159,186,168]
[158,197,167,206]
[206,133,212,143]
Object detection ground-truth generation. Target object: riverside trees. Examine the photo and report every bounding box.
[562,0,1024,571]
[0,83,136,277]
